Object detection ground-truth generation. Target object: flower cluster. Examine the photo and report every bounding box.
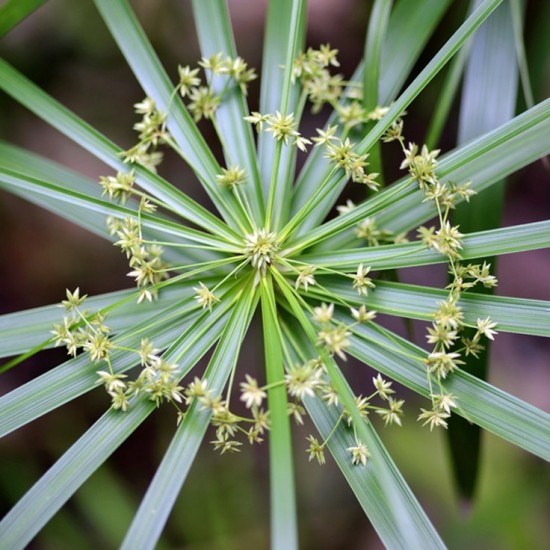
[396,138,499,428]
[305,372,404,466]
[246,45,390,192]
[292,43,389,131]
[292,44,342,112]
[52,290,187,412]
[106,213,169,303]
[182,54,256,121]
[354,216,407,246]
[245,111,311,151]
[120,54,256,172]
[318,131,380,190]
[121,98,167,172]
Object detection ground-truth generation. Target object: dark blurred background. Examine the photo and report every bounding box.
[0,0,549,548]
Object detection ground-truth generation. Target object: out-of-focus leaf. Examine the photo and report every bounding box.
[0,0,47,38]
[449,0,519,503]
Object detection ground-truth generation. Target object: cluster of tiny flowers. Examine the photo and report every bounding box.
[106,213,169,303]
[120,54,256,172]
[183,377,269,453]
[246,44,389,189]
[245,111,312,151]
[180,53,256,122]
[50,290,265,445]
[51,290,184,412]
[243,228,280,273]
[51,288,109,359]
[100,162,170,304]
[292,44,342,112]
[292,44,389,130]
[314,128,380,190]
[312,299,376,364]
[396,136,499,429]
[121,98,167,172]
[305,371,404,467]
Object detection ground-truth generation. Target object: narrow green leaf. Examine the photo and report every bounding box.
[0,0,47,38]
[0,300,232,549]
[0,168,240,251]
[0,282,199,358]
[260,275,298,549]
[362,0,393,182]
[310,278,550,337]
[379,0,453,102]
[258,0,306,221]
[0,59,238,242]
[510,0,535,108]
[424,43,469,149]
[121,278,258,549]
[263,0,306,231]
[274,275,444,548]
[364,0,393,111]
[191,0,265,223]
[299,220,550,270]
[93,0,251,232]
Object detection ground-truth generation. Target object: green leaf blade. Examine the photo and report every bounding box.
[0,0,47,38]
[260,276,298,549]
[0,300,233,549]
[310,278,550,337]
[191,0,265,224]
[121,279,258,549]
[0,60,238,242]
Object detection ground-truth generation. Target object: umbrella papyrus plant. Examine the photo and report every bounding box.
[0,0,549,548]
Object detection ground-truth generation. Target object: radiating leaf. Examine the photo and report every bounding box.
[257,0,306,212]
[300,220,550,270]
[191,0,265,223]
[309,278,550,337]
[0,59,236,241]
[260,275,298,549]
[121,278,258,549]
[0,0,47,38]
[0,300,232,549]
[93,0,251,232]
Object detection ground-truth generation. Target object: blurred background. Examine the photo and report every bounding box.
[0,0,549,548]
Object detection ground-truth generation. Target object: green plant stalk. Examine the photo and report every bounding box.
[260,274,298,549]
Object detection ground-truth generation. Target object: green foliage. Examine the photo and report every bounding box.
[0,0,548,548]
